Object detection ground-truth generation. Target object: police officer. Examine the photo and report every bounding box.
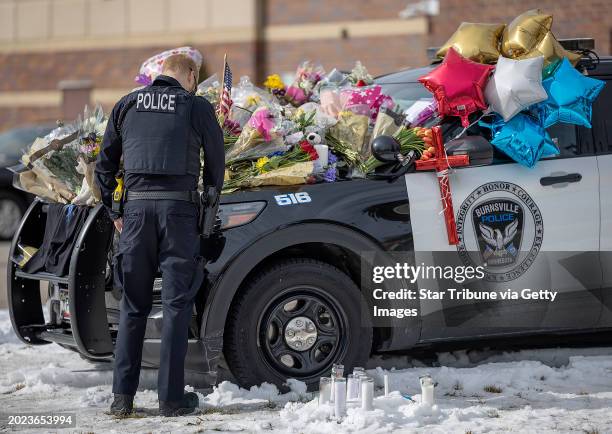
[95,54,224,416]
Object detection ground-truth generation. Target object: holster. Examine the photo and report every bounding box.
[198,186,224,262]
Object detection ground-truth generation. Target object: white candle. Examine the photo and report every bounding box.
[330,364,343,403]
[313,144,329,172]
[334,378,347,418]
[384,374,389,397]
[319,377,331,406]
[361,377,374,411]
[347,374,359,401]
[420,374,435,406]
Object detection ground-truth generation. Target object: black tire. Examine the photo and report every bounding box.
[225,258,372,391]
[0,190,27,240]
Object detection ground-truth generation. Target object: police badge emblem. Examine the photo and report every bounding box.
[456,182,543,282]
[472,198,523,267]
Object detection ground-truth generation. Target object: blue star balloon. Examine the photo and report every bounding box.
[480,113,559,168]
[540,57,605,128]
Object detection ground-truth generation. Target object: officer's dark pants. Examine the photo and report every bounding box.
[112,199,203,402]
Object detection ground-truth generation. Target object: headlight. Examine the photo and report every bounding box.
[218,201,266,230]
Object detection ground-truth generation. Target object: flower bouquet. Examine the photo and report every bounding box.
[232,76,279,113]
[328,108,370,155]
[223,140,319,192]
[341,84,395,125]
[196,73,221,106]
[14,105,108,204]
[226,107,284,161]
[347,61,374,87]
[71,105,107,205]
[285,61,325,106]
[263,74,286,100]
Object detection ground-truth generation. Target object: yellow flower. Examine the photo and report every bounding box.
[92,146,101,156]
[256,157,270,173]
[292,108,305,120]
[246,94,261,108]
[264,74,285,90]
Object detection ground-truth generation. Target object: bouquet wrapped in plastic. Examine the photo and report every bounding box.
[285,61,325,106]
[232,76,278,113]
[196,73,221,106]
[341,85,395,125]
[14,105,107,204]
[329,107,370,155]
[370,107,405,144]
[226,107,284,161]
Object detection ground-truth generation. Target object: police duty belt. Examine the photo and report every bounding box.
[125,190,199,204]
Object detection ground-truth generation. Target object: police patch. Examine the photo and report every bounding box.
[136,92,177,113]
[456,182,543,282]
[473,198,523,267]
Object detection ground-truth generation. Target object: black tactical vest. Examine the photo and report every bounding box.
[121,85,201,177]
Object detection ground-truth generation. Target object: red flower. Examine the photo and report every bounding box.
[299,140,319,161]
[356,79,367,87]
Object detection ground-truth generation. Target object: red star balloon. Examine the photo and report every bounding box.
[419,47,494,127]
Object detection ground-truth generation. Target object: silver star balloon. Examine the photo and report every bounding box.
[485,56,548,121]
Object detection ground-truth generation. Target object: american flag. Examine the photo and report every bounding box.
[218,55,233,120]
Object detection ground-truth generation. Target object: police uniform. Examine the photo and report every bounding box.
[95,75,224,406]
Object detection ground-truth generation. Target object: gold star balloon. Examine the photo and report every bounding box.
[436,22,505,64]
[501,9,553,58]
[517,31,581,66]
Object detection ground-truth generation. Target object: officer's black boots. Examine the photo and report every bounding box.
[159,392,199,417]
[110,393,134,416]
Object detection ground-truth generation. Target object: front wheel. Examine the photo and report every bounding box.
[225,258,372,391]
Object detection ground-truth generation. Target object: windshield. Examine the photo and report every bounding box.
[377,82,431,113]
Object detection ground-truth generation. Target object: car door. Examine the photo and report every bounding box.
[406,121,602,341]
[592,75,612,327]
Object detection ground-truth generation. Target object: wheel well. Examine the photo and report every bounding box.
[223,242,390,351]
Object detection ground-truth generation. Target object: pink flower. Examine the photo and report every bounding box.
[248,108,275,141]
[286,86,307,105]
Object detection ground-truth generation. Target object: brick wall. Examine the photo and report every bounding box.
[264,0,611,75]
[428,0,612,54]
[265,34,429,77]
[0,106,61,133]
[266,0,410,25]
[0,43,257,93]
[1,0,610,131]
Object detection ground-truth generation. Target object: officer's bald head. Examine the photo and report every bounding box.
[162,54,199,93]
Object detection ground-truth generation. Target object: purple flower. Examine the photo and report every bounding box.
[323,166,336,182]
[328,151,338,165]
[268,151,284,157]
[134,73,152,86]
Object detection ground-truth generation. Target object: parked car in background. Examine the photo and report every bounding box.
[0,124,54,239]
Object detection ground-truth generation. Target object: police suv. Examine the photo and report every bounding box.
[7,40,612,391]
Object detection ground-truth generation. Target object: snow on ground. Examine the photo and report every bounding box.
[0,308,611,433]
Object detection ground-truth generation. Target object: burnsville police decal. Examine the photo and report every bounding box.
[456,182,543,282]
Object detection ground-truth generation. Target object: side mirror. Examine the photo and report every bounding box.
[371,135,401,163]
[445,135,494,167]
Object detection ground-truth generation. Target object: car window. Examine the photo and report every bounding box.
[546,123,580,158]
[591,78,611,153]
